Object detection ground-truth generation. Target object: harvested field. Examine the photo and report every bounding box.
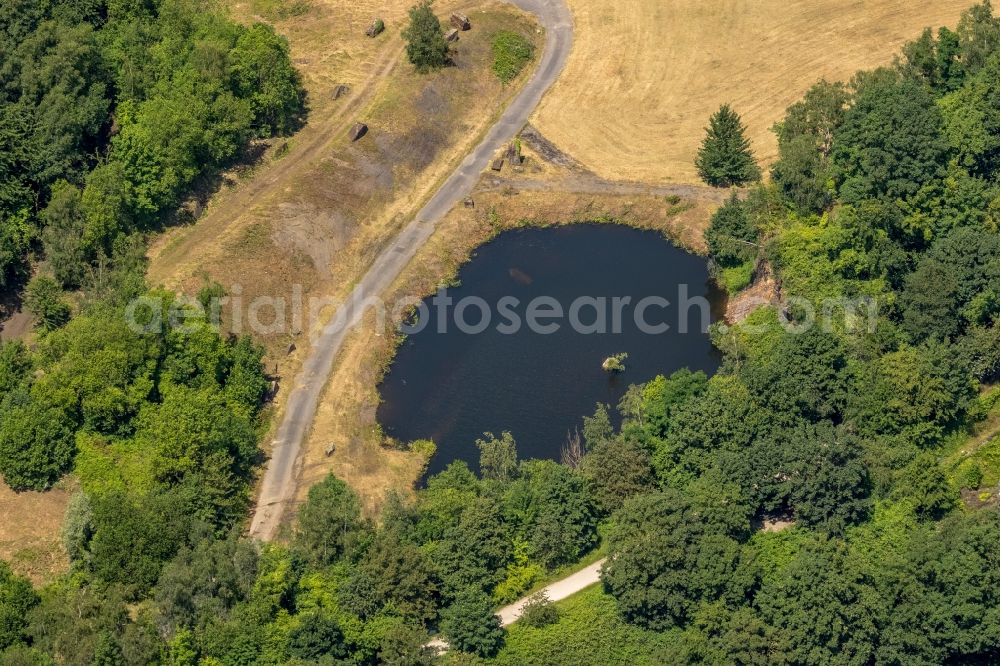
[533,0,974,183]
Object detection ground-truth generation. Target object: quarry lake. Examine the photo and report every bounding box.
[377,224,725,477]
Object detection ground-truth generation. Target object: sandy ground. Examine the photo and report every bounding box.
[0,310,31,342]
[532,0,975,183]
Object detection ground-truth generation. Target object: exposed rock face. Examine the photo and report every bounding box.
[725,260,780,324]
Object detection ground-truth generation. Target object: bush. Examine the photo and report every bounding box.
[402,1,449,72]
[705,193,759,267]
[956,461,984,490]
[492,31,534,83]
[0,390,77,491]
[520,592,559,628]
[718,262,755,294]
[24,276,71,332]
[0,211,33,291]
[494,587,670,665]
[440,587,505,657]
[294,474,364,565]
[61,492,94,564]
[0,561,38,650]
[409,438,437,459]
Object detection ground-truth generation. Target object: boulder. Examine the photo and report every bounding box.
[349,122,368,141]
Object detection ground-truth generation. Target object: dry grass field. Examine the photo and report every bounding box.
[532,0,975,183]
[0,479,72,584]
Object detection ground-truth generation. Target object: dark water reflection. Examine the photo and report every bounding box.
[377,224,725,477]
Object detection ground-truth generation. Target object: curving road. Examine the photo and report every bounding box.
[249,0,574,540]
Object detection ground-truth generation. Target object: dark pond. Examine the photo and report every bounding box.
[377,223,725,477]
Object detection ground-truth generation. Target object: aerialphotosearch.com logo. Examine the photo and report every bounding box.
[123,283,880,339]
[399,285,716,336]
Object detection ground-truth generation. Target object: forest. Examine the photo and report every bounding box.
[1,0,1000,664]
[0,0,302,294]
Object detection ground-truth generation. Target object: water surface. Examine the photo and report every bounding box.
[377,224,724,477]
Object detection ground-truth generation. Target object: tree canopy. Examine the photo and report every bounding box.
[402,1,449,73]
[4,2,1000,664]
[695,104,762,187]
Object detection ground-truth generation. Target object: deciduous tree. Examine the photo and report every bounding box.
[439,587,504,658]
[0,561,37,650]
[24,275,70,331]
[402,1,448,73]
[601,491,747,630]
[833,72,949,203]
[294,473,364,566]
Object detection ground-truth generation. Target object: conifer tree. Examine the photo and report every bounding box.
[695,104,762,187]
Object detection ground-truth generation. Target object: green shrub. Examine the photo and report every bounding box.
[957,461,984,490]
[520,592,559,628]
[718,261,755,294]
[440,587,505,658]
[491,587,670,665]
[493,539,543,603]
[409,438,437,459]
[403,2,449,72]
[492,31,534,83]
[24,276,71,332]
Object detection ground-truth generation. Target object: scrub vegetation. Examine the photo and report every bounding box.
[491,30,535,84]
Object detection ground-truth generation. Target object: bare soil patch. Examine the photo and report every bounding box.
[725,261,780,323]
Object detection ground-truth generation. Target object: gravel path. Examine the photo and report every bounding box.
[497,558,606,625]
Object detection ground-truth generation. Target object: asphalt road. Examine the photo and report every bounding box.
[249,0,574,540]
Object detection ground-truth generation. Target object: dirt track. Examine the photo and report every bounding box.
[248,0,574,540]
[479,174,731,203]
[426,557,605,650]
[497,558,606,625]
